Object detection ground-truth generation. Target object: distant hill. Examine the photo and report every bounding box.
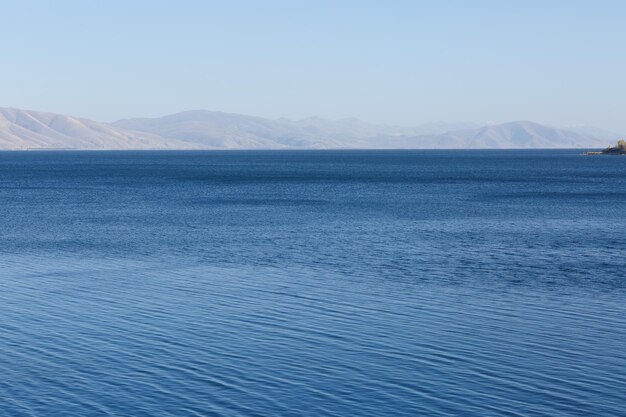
[0,108,200,150]
[112,110,476,149]
[375,121,611,149]
[115,111,609,149]
[113,110,333,149]
[0,107,616,150]
[291,117,478,139]
[561,125,622,143]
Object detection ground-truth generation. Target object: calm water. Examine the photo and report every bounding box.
[0,150,625,416]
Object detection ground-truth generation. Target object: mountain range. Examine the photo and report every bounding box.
[0,107,620,150]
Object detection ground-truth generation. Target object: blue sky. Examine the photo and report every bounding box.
[2,1,625,131]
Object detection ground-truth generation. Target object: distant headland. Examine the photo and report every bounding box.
[585,140,626,155]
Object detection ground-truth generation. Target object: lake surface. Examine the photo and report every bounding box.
[0,150,624,416]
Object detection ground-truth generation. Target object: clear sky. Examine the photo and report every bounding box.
[2,0,625,131]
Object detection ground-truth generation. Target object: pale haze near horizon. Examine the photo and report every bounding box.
[2,0,625,132]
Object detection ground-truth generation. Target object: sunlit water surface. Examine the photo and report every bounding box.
[1,150,624,416]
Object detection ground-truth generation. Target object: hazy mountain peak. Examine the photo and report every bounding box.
[0,107,612,150]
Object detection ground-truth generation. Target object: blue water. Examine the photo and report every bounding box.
[0,150,625,416]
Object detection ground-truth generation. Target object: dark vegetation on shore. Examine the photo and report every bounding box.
[586,140,626,155]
